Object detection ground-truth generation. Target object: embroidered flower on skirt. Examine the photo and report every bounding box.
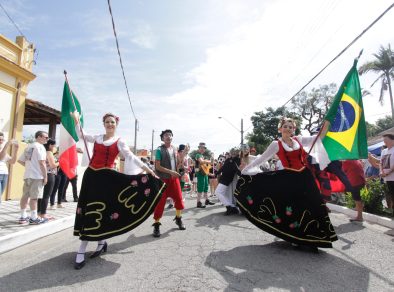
[110,212,120,220]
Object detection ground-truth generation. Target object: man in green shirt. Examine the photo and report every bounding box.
[195,142,215,208]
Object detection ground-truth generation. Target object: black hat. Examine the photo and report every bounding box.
[179,144,186,151]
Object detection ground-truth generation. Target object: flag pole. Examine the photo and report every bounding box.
[63,70,91,161]
[307,122,327,155]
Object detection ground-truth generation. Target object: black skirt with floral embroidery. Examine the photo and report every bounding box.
[235,168,338,248]
[74,167,165,241]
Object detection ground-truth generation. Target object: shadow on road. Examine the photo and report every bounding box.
[334,222,365,235]
[106,229,178,255]
[194,211,246,231]
[0,252,120,291]
[205,242,371,292]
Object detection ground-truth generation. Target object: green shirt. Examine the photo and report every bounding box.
[155,148,162,160]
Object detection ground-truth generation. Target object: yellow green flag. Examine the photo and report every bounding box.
[323,59,368,161]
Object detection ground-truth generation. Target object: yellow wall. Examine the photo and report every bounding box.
[0,34,35,201]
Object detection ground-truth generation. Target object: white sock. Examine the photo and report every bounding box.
[30,210,37,220]
[20,209,27,218]
[96,240,106,252]
[76,240,88,263]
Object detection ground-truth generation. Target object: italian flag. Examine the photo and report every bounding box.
[59,81,84,179]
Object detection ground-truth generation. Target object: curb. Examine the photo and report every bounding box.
[327,203,394,229]
[0,214,75,254]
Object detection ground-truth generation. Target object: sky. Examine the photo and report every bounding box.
[1,0,394,155]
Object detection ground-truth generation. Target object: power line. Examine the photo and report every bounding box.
[281,2,394,108]
[0,2,28,41]
[107,0,137,120]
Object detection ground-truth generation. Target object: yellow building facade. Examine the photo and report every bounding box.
[0,34,36,201]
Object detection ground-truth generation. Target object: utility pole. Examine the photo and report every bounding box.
[134,119,138,154]
[151,129,154,160]
[241,118,244,146]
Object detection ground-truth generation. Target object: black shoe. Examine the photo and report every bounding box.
[174,216,186,230]
[73,197,79,202]
[74,253,86,270]
[205,199,215,206]
[62,199,68,203]
[196,202,206,208]
[90,242,108,258]
[230,207,240,215]
[152,222,161,237]
[224,206,231,216]
[166,203,174,209]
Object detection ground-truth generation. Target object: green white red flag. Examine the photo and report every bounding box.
[59,81,84,179]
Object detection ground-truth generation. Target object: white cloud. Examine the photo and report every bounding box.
[19,0,394,155]
[130,21,158,49]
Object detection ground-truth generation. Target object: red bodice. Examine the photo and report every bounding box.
[89,140,120,169]
[277,139,307,171]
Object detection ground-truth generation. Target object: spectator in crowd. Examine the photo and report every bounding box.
[342,160,366,222]
[50,165,67,209]
[366,152,381,179]
[62,175,78,202]
[189,159,197,196]
[0,132,19,203]
[17,131,48,225]
[61,146,84,202]
[380,134,394,216]
[37,138,58,221]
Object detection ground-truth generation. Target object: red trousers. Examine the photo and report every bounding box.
[153,177,184,220]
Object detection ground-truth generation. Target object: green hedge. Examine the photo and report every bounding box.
[345,179,387,215]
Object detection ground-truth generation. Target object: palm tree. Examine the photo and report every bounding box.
[359,44,394,121]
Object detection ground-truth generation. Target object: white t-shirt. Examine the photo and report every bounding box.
[381,147,394,182]
[19,142,47,179]
[0,152,11,174]
[167,146,176,171]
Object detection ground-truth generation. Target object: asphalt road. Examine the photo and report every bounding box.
[0,197,393,292]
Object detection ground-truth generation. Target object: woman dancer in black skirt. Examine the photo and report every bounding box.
[239,118,337,252]
[72,112,162,269]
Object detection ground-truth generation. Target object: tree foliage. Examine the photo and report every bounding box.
[365,115,393,137]
[359,44,394,121]
[291,83,337,135]
[246,106,301,153]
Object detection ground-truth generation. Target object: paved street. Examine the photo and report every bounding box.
[0,196,393,292]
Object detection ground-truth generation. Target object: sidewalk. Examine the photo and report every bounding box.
[0,192,76,254]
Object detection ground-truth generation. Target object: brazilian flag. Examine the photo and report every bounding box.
[323,59,368,161]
